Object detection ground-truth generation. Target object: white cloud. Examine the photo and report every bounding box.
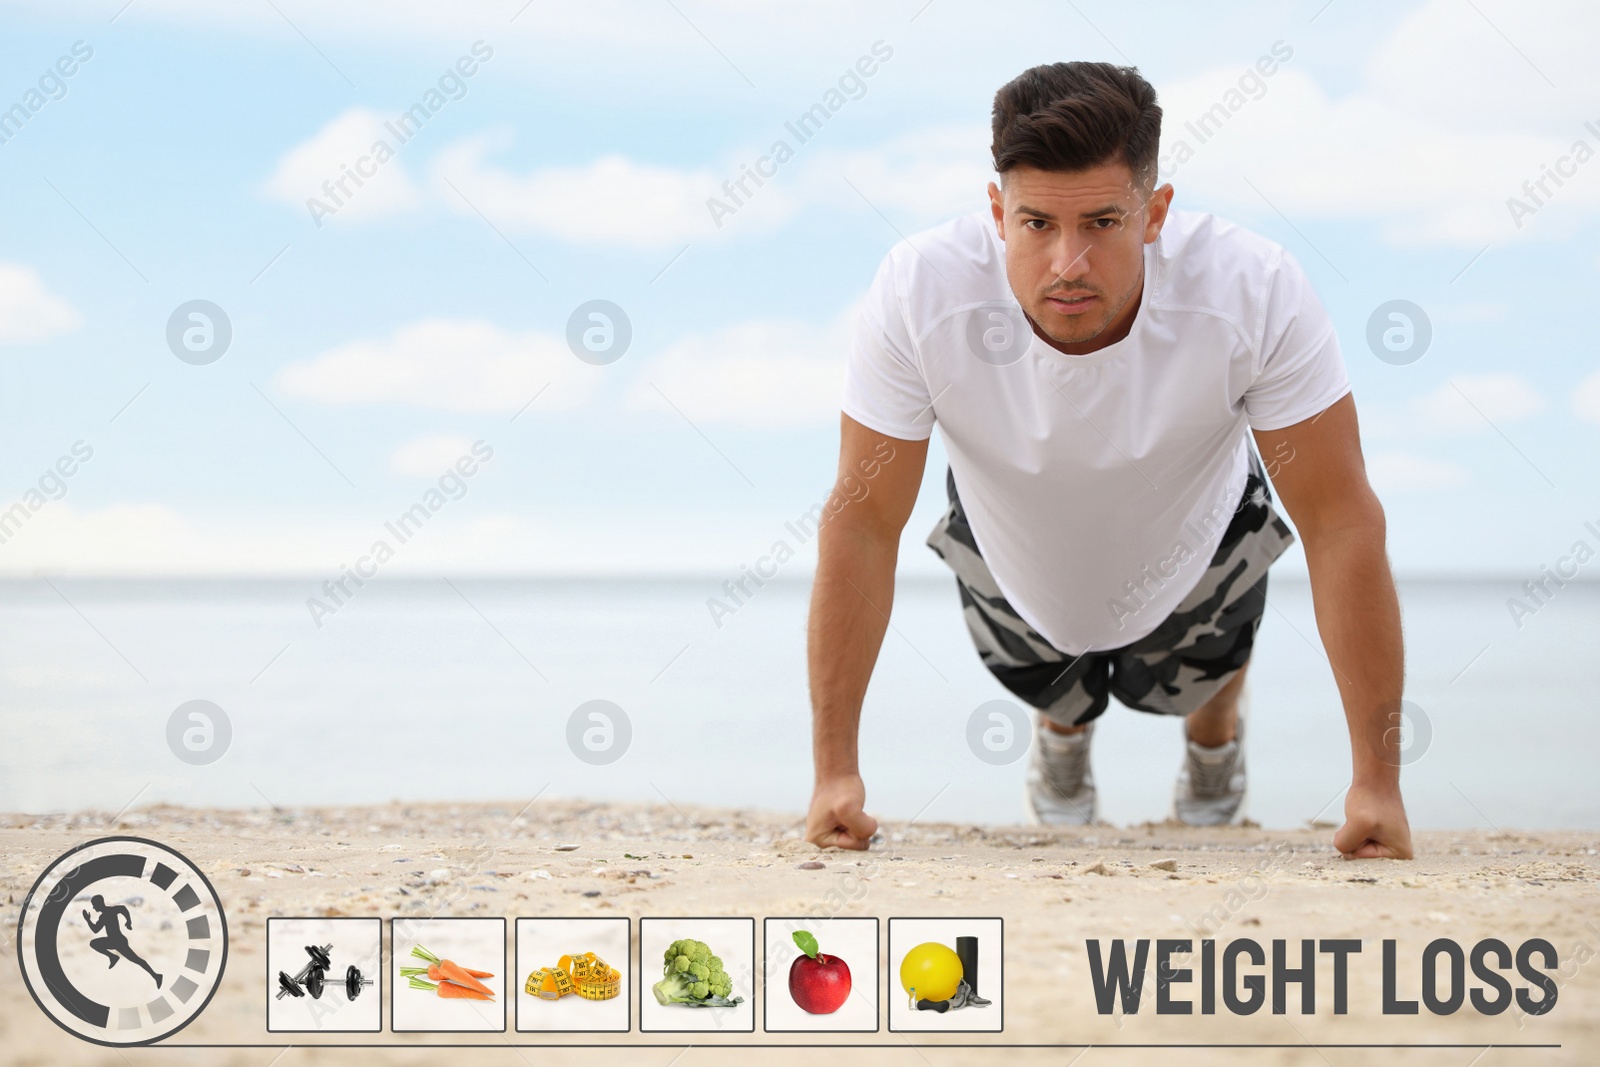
[18,0,864,53]
[1153,0,1600,246]
[625,316,847,428]
[1158,68,1584,247]
[806,125,993,225]
[0,502,278,573]
[0,500,813,575]
[17,0,883,88]
[0,500,512,574]
[427,123,989,250]
[275,2,1600,252]
[1575,370,1600,423]
[1366,451,1470,493]
[1414,374,1544,432]
[1366,0,1599,136]
[264,107,422,224]
[390,434,476,477]
[433,135,745,247]
[0,263,79,343]
[52,0,1600,253]
[403,0,1596,254]
[278,318,597,413]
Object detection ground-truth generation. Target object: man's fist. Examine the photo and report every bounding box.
[806,774,878,850]
[1335,779,1413,860]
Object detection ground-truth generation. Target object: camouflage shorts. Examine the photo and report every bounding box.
[926,448,1295,727]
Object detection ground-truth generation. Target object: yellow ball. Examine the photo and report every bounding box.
[899,941,963,1001]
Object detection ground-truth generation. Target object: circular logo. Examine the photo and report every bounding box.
[1381,699,1433,766]
[565,300,631,366]
[1365,299,1431,365]
[566,699,632,765]
[962,301,1032,366]
[966,698,1032,765]
[165,301,232,366]
[17,837,228,1046]
[165,700,231,766]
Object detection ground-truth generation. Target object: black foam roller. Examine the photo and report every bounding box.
[956,936,979,998]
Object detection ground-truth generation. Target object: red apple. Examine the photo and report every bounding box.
[789,951,851,1014]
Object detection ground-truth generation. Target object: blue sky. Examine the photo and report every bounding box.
[1,0,1597,579]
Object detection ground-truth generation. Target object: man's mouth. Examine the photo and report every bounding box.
[1044,291,1097,313]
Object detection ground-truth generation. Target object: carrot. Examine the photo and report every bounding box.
[403,964,495,981]
[408,976,494,1001]
[436,959,494,996]
[411,944,496,998]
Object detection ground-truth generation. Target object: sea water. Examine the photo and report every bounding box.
[0,576,1595,830]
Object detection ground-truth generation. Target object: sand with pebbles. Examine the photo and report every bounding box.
[2,800,1597,1066]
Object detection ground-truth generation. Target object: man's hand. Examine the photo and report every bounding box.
[1255,396,1414,862]
[806,773,878,850]
[805,416,927,852]
[1335,779,1413,859]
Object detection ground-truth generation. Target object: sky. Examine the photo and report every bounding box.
[1,0,1597,580]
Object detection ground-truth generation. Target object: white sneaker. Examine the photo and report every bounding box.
[1173,684,1248,826]
[1025,719,1097,825]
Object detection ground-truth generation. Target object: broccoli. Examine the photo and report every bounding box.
[652,938,744,1007]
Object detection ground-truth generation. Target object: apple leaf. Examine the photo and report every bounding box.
[792,930,820,958]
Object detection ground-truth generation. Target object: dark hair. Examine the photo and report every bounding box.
[991,62,1162,186]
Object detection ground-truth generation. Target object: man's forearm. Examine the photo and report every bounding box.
[1303,518,1405,784]
[807,521,899,782]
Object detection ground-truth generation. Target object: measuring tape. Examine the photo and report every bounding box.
[525,951,621,1001]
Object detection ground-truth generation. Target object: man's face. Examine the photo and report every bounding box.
[988,161,1172,353]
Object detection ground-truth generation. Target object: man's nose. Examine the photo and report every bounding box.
[1049,235,1092,283]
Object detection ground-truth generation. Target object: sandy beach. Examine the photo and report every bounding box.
[2,799,1596,1066]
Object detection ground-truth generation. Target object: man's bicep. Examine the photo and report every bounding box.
[835,413,929,538]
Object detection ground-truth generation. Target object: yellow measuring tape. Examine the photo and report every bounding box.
[525,951,621,1001]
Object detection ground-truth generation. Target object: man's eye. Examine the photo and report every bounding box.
[1023,218,1049,230]
[1090,217,1119,229]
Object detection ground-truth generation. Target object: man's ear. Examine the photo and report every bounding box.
[1144,182,1174,242]
[987,179,1005,240]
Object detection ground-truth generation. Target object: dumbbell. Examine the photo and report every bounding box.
[274,943,334,1000]
[302,945,334,999]
[345,965,374,1000]
[305,966,326,999]
[311,962,373,1001]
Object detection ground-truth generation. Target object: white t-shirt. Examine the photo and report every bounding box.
[843,207,1350,655]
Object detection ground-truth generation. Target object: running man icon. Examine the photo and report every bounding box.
[82,895,163,989]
